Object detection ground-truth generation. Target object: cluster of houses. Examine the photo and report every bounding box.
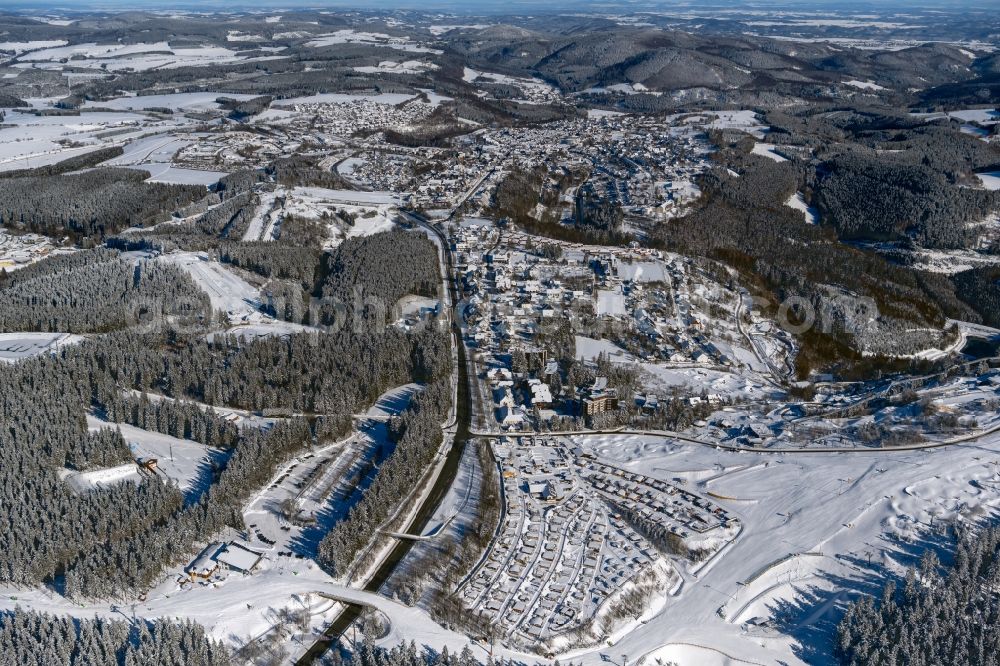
[0,231,66,272]
[582,463,738,539]
[451,221,756,430]
[458,439,665,647]
[173,128,295,172]
[401,110,712,215]
[286,96,436,141]
[578,115,708,219]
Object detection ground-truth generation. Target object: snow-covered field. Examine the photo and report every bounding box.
[275,92,416,106]
[364,383,423,419]
[0,109,162,172]
[85,415,229,498]
[912,108,999,129]
[86,92,256,113]
[575,335,634,362]
[464,67,559,103]
[785,192,818,224]
[671,110,769,139]
[843,79,885,91]
[642,364,767,401]
[751,142,788,162]
[396,295,440,320]
[355,60,436,74]
[158,251,262,324]
[596,288,627,316]
[0,103,235,180]
[617,260,669,282]
[283,186,403,248]
[142,164,227,185]
[0,332,82,363]
[290,187,403,207]
[59,462,141,493]
[304,29,440,54]
[15,42,283,72]
[977,171,1000,191]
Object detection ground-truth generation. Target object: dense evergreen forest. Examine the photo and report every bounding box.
[953,265,1000,328]
[324,637,480,666]
[0,168,206,241]
[0,610,231,666]
[318,230,440,325]
[814,152,998,248]
[220,240,322,287]
[771,110,1000,250]
[0,211,450,600]
[0,323,448,599]
[837,524,1000,666]
[491,166,630,246]
[0,248,211,333]
[0,146,124,179]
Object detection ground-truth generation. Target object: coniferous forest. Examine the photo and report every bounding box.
[0,224,449,603]
[838,525,1000,666]
[0,609,232,666]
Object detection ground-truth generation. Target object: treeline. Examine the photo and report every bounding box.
[0,246,116,288]
[837,524,1000,666]
[0,167,206,241]
[331,637,480,666]
[0,610,231,666]
[953,265,1000,328]
[490,166,544,224]
[220,240,321,287]
[0,249,211,333]
[815,152,999,248]
[318,230,440,325]
[194,192,256,238]
[69,428,133,471]
[271,155,355,190]
[123,329,449,414]
[0,146,124,179]
[0,92,27,108]
[317,379,451,577]
[384,112,474,147]
[218,95,272,119]
[104,393,242,449]
[106,192,259,254]
[575,187,624,234]
[491,166,631,245]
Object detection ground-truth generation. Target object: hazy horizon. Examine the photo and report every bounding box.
[3,0,998,14]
